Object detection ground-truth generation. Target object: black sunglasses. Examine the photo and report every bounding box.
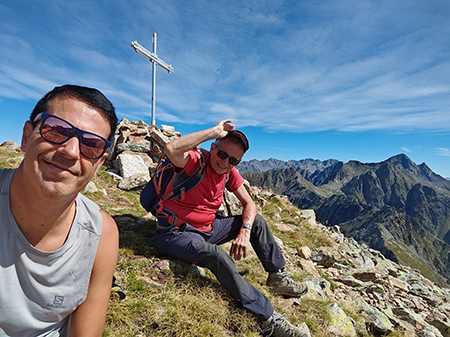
[216,148,241,166]
[33,112,111,159]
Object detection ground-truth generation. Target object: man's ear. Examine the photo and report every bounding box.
[210,142,216,151]
[93,152,109,176]
[20,121,33,152]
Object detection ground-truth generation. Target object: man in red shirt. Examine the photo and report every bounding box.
[151,120,308,336]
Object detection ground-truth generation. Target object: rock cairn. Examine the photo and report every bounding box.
[105,118,181,190]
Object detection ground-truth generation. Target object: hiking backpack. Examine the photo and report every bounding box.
[140,147,207,216]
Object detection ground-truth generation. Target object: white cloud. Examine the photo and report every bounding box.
[1,0,450,134]
[435,148,450,157]
[401,147,412,153]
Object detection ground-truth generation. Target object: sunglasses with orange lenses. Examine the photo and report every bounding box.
[33,112,111,159]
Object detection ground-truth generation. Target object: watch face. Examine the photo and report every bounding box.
[243,222,252,229]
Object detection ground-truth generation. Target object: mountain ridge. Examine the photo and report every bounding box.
[237,157,340,174]
[241,153,450,286]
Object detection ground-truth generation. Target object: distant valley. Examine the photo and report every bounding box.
[239,154,450,286]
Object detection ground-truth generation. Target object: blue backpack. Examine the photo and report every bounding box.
[140,147,207,217]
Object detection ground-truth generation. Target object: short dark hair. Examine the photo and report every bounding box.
[216,130,249,153]
[30,84,118,142]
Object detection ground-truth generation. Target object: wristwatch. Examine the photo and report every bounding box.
[242,222,252,230]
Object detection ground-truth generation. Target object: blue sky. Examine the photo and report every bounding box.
[1,0,450,177]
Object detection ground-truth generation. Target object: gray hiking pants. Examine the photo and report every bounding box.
[153,213,286,321]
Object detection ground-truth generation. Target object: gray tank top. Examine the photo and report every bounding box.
[0,169,102,337]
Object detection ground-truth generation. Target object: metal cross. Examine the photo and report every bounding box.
[131,33,174,126]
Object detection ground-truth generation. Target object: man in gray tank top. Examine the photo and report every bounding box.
[0,85,119,337]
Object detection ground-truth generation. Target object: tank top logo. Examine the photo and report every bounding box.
[47,295,67,309]
[53,295,64,305]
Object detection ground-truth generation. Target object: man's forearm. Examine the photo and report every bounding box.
[241,202,256,226]
[165,120,234,168]
[166,127,219,155]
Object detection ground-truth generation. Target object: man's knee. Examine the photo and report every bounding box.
[252,213,272,235]
[195,241,234,271]
[250,213,278,246]
[253,213,268,228]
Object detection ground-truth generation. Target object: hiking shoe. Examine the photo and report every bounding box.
[266,268,308,297]
[262,313,308,337]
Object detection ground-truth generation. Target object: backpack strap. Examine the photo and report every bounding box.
[156,207,179,230]
[155,147,207,221]
[163,148,206,202]
[224,172,230,190]
[153,154,174,195]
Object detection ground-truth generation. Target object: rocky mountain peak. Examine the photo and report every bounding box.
[242,154,450,289]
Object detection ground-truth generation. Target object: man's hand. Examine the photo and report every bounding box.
[229,228,251,261]
[215,120,235,139]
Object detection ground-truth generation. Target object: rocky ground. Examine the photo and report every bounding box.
[2,118,450,336]
[105,119,450,337]
[284,210,449,336]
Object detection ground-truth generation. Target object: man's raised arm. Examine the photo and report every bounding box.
[164,120,235,168]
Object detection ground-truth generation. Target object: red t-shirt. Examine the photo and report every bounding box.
[162,149,244,231]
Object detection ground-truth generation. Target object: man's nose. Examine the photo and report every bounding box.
[57,136,80,159]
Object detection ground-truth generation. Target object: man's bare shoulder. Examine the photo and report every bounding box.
[99,210,119,241]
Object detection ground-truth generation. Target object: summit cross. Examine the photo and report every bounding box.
[131,33,174,126]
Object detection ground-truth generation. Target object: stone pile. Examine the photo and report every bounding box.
[105,118,181,190]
